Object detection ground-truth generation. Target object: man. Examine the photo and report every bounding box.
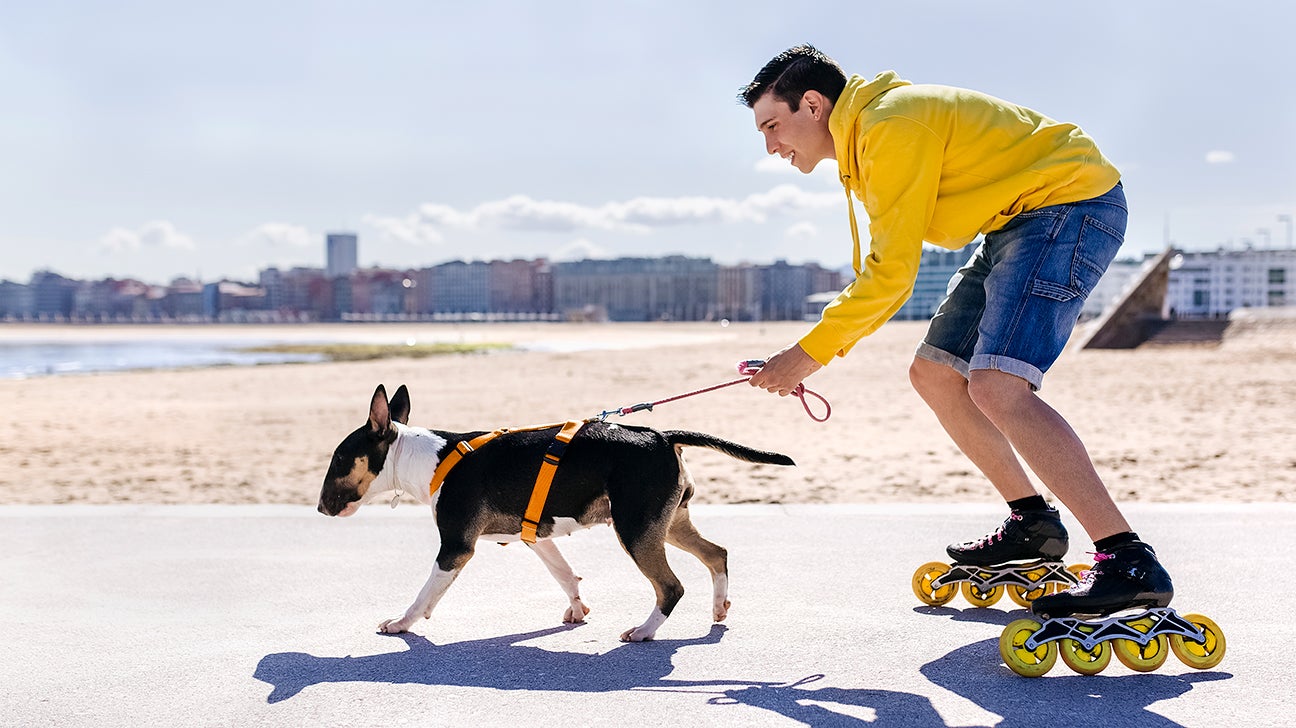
[738,44,1171,619]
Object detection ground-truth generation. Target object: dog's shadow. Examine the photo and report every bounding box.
[255,623,777,704]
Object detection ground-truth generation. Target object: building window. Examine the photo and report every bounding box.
[1270,268,1286,285]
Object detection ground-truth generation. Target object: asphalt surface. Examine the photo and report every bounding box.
[3,503,1290,727]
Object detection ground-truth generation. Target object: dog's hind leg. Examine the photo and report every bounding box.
[527,539,591,624]
[666,506,730,622]
[379,544,474,634]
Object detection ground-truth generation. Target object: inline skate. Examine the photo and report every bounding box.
[912,508,1087,608]
[999,541,1226,676]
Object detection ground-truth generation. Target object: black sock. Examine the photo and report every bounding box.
[1094,532,1141,552]
[1008,495,1050,512]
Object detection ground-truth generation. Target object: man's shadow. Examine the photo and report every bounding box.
[920,637,1231,728]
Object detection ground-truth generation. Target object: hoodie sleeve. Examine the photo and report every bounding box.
[799,116,944,365]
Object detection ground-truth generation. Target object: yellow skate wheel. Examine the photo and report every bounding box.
[912,562,957,606]
[1000,619,1056,677]
[1006,566,1051,607]
[1113,616,1169,672]
[1059,635,1112,675]
[1067,563,1091,583]
[1170,613,1226,670]
[961,580,1004,607]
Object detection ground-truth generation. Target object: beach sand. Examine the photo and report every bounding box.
[1,319,1292,505]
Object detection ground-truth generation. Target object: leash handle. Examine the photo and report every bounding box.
[737,359,831,423]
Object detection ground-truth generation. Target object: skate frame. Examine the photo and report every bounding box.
[1024,607,1207,652]
[934,559,1079,591]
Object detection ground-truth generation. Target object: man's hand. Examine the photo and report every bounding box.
[748,343,823,396]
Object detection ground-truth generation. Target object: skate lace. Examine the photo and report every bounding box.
[1077,551,1115,583]
[973,512,1022,548]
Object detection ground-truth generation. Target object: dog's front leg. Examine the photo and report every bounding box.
[379,547,473,634]
[526,539,591,623]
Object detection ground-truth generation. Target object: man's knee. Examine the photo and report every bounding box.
[909,356,964,399]
[967,369,1032,422]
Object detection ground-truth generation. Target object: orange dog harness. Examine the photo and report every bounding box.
[426,420,587,544]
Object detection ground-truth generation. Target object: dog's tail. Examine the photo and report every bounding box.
[662,431,795,466]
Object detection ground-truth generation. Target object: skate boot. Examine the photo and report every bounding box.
[946,508,1069,566]
[912,509,1083,608]
[999,541,1225,677]
[1029,540,1172,619]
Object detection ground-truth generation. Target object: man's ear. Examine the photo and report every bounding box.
[802,90,832,120]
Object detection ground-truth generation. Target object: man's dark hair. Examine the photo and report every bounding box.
[737,44,847,110]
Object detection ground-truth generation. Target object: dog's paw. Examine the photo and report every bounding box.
[620,626,654,643]
[378,617,411,634]
[563,600,591,624]
[713,599,731,622]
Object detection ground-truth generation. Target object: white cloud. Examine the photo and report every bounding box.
[364,184,843,243]
[99,220,196,252]
[240,223,312,248]
[552,238,610,261]
[755,156,801,175]
[756,156,843,187]
[785,221,819,238]
[362,211,445,246]
[1205,150,1236,164]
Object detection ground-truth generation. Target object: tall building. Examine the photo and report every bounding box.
[893,245,977,321]
[325,232,358,279]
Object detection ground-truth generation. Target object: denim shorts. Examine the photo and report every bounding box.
[916,182,1127,390]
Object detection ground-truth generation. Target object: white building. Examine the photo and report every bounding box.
[1166,248,1295,317]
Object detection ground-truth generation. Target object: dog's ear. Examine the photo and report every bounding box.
[368,384,391,435]
[389,385,411,425]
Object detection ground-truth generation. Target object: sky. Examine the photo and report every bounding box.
[2,0,1294,284]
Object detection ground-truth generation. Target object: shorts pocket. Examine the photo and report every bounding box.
[1028,214,1124,302]
[1071,215,1124,297]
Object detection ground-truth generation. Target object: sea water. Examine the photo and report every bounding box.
[0,338,325,379]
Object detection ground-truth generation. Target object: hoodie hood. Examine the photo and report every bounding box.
[829,72,912,190]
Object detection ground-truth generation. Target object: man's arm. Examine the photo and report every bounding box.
[751,117,945,396]
[747,343,822,396]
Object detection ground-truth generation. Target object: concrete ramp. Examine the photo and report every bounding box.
[1079,247,1174,349]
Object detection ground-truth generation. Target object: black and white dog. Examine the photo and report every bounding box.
[317,384,795,642]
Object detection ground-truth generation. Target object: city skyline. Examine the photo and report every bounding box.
[3,2,1294,283]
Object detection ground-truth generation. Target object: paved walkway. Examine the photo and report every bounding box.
[2,503,1290,727]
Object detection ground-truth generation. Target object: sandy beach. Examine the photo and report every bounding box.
[1,319,1292,506]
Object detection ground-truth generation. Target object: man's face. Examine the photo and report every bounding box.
[753,91,833,174]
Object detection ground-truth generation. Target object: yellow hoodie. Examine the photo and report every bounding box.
[799,72,1122,365]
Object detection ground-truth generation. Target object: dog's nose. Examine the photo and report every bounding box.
[317,501,330,516]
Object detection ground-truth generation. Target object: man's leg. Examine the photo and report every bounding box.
[966,369,1131,542]
[908,356,1037,503]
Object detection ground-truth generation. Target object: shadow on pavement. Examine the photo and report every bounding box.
[701,674,955,727]
[255,623,777,704]
[921,637,1231,728]
[912,605,1025,626]
[255,624,955,725]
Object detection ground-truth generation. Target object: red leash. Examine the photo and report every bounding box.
[593,360,831,423]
